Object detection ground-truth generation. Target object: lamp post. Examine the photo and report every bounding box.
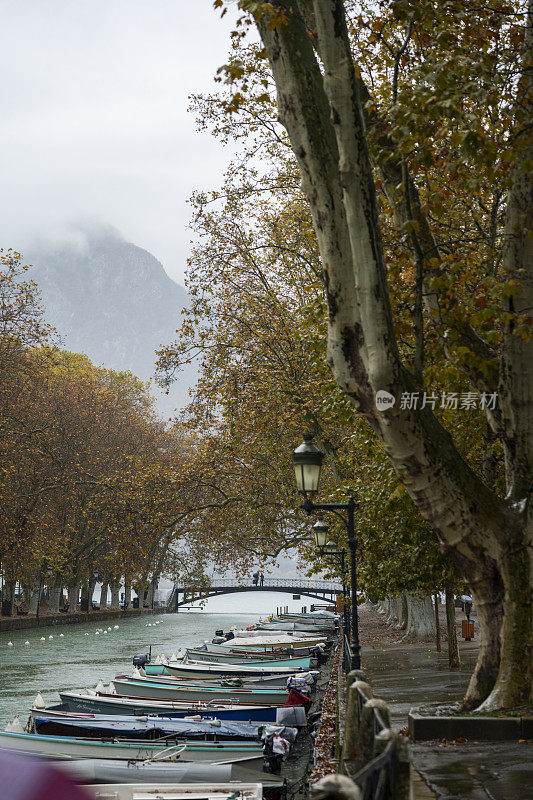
[91,571,101,613]
[293,435,361,669]
[312,521,350,642]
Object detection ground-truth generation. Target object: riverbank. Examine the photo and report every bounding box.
[0,607,154,633]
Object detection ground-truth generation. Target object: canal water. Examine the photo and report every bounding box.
[0,610,263,725]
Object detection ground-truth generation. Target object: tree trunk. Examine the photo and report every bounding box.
[446,588,461,670]
[398,594,408,629]
[146,575,159,609]
[99,581,109,610]
[48,576,63,613]
[110,579,121,611]
[387,596,399,626]
[403,596,436,641]
[1,580,16,616]
[123,574,131,609]
[28,583,41,614]
[67,582,79,611]
[434,594,442,652]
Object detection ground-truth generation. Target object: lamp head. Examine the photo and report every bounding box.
[312,519,330,548]
[292,434,324,497]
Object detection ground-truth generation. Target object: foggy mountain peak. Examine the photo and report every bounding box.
[25,224,193,413]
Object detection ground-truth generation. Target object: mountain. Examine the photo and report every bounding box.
[26,225,193,413]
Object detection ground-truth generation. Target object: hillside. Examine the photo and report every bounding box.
[26,226,193,412]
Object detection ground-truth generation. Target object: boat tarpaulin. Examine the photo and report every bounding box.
[33,715,262,740]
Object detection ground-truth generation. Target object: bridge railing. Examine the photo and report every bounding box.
[173,577,342,591]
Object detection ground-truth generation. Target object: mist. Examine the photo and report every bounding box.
[0,0,238,283]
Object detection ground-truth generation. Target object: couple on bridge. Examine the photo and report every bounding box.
[252,570,264,587]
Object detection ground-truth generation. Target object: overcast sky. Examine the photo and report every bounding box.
[1,0,240,284]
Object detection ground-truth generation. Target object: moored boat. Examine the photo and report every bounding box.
[78,782,267,800]
[136,672,295,690]
[58,759,285,791]
[207,635,326,650]
[57,691,285,722]
[0,729,265,766]
[145,662,309,681]
[184,651,311,669]
[111,677,289,705]
[31,712,263,741]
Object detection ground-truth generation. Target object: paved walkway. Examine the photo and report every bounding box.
[358,605,533,800]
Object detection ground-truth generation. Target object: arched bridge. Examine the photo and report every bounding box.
[167,577,342,611]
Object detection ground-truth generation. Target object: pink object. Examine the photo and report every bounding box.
[0,750,90,800]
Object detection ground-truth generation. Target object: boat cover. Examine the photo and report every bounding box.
[33,715,261,740]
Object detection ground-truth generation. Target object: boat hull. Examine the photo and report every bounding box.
[112,678,288,705]
[185,651,311,669]
[0,730,264,765]
[145,664,301,683]
[59,760,284,789]
[58,692,280,721]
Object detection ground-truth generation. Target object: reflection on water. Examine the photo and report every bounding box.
[0,611,262,723]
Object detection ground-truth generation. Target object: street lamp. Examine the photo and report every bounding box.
[292,435,361,670]
[312,520,329,549]
[292,435,324,496]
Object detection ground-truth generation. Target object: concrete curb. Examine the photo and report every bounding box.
[409,708,533,741]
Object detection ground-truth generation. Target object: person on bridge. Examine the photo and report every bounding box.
[252,572,259,586]
[259,571,264,587]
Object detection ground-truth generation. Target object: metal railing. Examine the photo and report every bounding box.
[174,577,342,591]
[343,634,354,674]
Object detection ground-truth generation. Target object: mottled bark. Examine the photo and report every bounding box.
[386,596,399,626]
[28,584,41,614]
[403,595,436,640]
[110,579,121,611]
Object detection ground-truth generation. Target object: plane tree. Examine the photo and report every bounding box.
[213,0,533,709]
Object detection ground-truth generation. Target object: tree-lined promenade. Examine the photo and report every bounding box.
[156,0,532,712]
[3,0,533,720]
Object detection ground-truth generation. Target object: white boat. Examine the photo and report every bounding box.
[0,730,264,766]
[57,760,284,790]
[151,661,307,680]
[81,782,265,800]
[205,638,325,655]
[184,650,312,668]
[140,671,294,689]
[213,634,325,648]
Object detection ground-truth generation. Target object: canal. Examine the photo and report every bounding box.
[0,611,262,724]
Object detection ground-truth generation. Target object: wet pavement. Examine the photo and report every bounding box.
[359,607,533,800]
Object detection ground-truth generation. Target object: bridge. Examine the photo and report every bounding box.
[167,577,342,611]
